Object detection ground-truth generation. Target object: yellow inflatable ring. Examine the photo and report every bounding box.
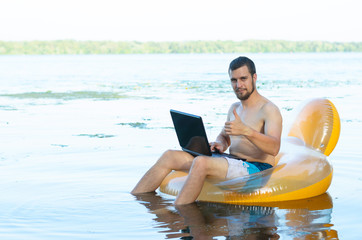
[159,98,341,204]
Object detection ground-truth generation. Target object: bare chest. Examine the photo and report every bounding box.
[231,108,265,133]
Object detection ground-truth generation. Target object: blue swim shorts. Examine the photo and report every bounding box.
[225,157,272,180]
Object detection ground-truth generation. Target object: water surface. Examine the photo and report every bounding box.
[0,53,361,239]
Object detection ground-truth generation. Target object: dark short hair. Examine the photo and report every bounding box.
[228,56,256,76]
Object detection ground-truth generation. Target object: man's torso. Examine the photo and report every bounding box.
[227,101,276,166]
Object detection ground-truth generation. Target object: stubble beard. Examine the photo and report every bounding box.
[235,81,255,101]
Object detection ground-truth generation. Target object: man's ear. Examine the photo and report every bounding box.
[253,73,257,82]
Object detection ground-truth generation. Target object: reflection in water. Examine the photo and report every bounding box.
[134,192,338,239]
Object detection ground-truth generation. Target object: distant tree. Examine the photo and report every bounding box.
[0,40,362,55]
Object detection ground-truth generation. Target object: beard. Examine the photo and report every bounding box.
[235,81,255,100]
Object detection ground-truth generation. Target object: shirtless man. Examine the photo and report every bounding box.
[131,56,282,205]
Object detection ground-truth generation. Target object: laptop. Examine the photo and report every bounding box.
[170,109,244,160]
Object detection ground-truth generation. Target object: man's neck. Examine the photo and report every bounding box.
[240,91,261,108]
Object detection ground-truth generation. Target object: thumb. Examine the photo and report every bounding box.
[233,108,240,120]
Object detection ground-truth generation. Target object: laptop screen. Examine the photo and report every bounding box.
[170,109,212,156]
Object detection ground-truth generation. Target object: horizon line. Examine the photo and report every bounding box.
[1,39,362,43]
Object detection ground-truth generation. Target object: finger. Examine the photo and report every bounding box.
[233,108,240,120]
[217,147,224,153]
[210,143,215,151]
[215,147,222,153]
[225,121,232,127]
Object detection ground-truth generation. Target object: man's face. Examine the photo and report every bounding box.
[229,66,256,101]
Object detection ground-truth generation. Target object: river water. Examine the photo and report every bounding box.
[0,53,361,239]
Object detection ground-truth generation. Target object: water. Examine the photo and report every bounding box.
[0,53,362,239]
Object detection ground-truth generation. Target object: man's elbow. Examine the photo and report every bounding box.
[271,149,279,156]
[271,143,281,156]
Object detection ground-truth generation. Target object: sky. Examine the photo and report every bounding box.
[1,0,361,42]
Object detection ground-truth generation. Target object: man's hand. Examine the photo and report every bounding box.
[210,141,227,153]
[224,108,252,136]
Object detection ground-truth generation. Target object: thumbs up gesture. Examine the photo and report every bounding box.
[224,108,251,136]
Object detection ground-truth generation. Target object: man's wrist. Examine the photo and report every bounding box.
[245,127,254,137]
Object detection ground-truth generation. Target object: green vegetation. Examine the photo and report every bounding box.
[1,40,362,54]
[0,91,127,100]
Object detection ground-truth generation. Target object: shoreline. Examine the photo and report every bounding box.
[1,40,362,55]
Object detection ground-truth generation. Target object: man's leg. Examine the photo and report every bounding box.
[174,156,228,205]
[131,150,194,194]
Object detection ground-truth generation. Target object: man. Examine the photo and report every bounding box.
[131,56,282,205]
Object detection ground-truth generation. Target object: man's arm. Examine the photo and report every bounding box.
[224,102,282,156]
[210,128,230,153]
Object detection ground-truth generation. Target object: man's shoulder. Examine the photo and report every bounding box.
[260,97,280,113]
[230,102,241,108]
[227,102,241,112]
[260,99,282,122]
[226,102,241,120]
[264,101,280,111]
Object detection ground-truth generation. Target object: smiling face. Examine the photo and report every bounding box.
[229,65,257,101]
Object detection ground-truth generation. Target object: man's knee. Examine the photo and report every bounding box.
[190,156,208,174]
[160,149,180,160]
[157,149,189,167]
[158,149,177,163]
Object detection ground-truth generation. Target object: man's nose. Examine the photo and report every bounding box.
[237,80,243,88]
